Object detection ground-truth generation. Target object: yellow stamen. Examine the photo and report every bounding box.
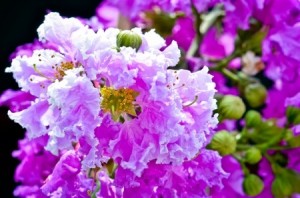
[100,87,139,121]
[55,62,74,79]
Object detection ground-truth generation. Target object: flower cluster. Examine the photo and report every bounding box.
[3,0,300,197]
[2,11,224,197]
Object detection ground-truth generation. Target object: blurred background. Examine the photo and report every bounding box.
[0,0,101,197]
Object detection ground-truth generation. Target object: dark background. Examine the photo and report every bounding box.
[0,0,101,197]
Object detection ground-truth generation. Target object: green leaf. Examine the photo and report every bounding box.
[236,21,267,54]
[242,28,268,54]
[144,9,182,37]
[286,106,300,125]
[288,135,300,147]
[272,152,288,167]
[200,7,224,34]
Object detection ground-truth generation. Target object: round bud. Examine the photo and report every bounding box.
[116,30,142,51]
[218,95,246,120]
[245,110,261,128]
[244,83,267,108]
[243,174,264,196]
[209,130,236,156]
[245,147,262,164]
[272,176,293,197]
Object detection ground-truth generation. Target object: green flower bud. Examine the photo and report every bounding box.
[245,147,262,164]
[243,174,264,196]
[208,130,236,156]
[272,176,293,197]
[245,110,261,128]
[116,30,142,51]
[218,95,246,120]
[244,83,267,108]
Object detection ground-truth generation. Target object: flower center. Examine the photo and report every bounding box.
[55,62,74,79]
[100,87,139,121]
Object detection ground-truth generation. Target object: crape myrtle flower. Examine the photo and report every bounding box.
[56,13,218,175]
[263,23,300,82]
[75,25,218,174]
[5,12,221,196]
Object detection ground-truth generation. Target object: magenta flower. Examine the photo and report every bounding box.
[0,89,35,112]
[13,136,59,198]
[4,12,222,197]
[263,24,300,82]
